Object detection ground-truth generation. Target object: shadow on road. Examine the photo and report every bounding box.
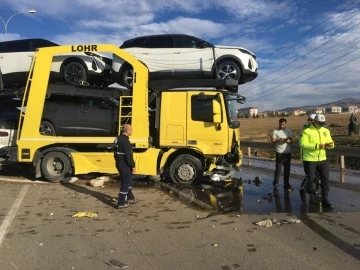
[60,182,117,208]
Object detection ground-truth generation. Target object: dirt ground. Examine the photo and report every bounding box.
[240,114,355,140]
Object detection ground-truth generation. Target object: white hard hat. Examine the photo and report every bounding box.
[309,114,316,120]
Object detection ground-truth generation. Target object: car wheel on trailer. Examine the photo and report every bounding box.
[217,60,241,81]
[39,121,56,136]
[121,65,134,89]
[63,61,87,85]
[41,152,72,183]
[169,154,203,185]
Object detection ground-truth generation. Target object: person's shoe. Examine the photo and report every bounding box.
[322,199,334,209]
[273,184,279,191]
[117,203,130,209]
[284,184,293,191]
[299,189,307,203]
[127,199,138,204]
[321,190,334,209]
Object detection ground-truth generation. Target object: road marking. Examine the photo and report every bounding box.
[0,185,29,247]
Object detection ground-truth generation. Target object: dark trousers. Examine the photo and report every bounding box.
[116,161,135,205]
[300,163,321,190]
[303,161,329,193]
[273,152,291,186]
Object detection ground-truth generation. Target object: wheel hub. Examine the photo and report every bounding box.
[177,164,195,182]
[218,65,237,80]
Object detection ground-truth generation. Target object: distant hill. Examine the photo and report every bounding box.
[279,98,360,112]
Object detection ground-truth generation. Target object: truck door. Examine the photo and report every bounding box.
[186,92,229,155]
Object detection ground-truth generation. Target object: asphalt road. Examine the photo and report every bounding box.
[0,167,359,270]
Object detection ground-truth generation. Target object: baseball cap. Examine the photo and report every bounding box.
[314,114,326,126]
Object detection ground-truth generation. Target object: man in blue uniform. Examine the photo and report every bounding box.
[113,124,137,209]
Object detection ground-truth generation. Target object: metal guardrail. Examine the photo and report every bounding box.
[240,141,360,158]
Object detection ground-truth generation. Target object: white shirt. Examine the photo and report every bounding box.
[272,128,292,153]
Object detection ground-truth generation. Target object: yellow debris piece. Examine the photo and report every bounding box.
[72,212,98,218]
[112,198,118,204]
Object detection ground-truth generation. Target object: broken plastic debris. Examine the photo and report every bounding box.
[212,243,218,247]
[90,178,104,187]
[350,203,355,206]
[39,243,43,246]
[257,199,263,203]
[211,225,215,228]
[263,193,273,200]
[112,198,118,204]
[69,177,78,183]
[107,259,128,268]
[96,176,110,182]
[256,219,272,227]
[72,212,98,218]
[50,212,54,216]
[287,218,301,224]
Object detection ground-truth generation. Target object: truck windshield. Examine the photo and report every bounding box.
[225,94,240,129]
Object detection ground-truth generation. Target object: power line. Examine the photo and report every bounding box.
[256,0,359,62]
[241,7,360,91]
[247,55,360,103]
[242,22,360,94]
[246,46,360,101]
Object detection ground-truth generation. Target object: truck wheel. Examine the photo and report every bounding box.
[169,154,203,185]
[40,121,56,136]
[217,60,241,81]
[121,65,134,89]
[63,61,87,85]
[41,152,72,182]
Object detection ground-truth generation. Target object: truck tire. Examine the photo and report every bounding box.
[41,152,72,182]
[169,154,203,185]
[63,61,87,85]
[40,121,56,136]
[121,65,134,89]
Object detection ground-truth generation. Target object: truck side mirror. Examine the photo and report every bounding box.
[236,95,246,104]
[212,99,222,124]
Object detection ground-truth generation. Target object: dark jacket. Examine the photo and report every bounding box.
[113,134,135,168]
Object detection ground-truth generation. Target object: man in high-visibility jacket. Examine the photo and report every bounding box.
[299,114,334,209]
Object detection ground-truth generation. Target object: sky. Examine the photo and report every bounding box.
[0,0,359,111]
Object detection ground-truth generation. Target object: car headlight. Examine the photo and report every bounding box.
[84,52,112,65]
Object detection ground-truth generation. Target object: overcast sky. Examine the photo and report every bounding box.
[0,0,359,111]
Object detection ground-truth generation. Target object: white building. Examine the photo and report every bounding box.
[330,106,342,113]
[348,106,358,114]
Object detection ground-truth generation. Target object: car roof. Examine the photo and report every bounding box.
[0,38,59,46]
[124,34,202,42]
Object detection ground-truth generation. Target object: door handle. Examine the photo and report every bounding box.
[79,110,88,113]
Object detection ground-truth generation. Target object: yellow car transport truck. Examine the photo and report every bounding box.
[3,44,245,184]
